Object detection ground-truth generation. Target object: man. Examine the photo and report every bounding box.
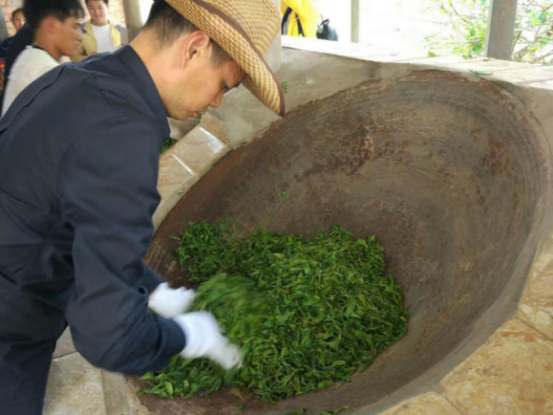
[2,0,84,116]
[0,8,26,59]
[71,0,123,61]
[0,0,284,413]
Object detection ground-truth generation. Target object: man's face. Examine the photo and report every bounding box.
[165,36,246,120]
[13,12,25,32]
[55,16,84,57]
[87,0,109,26]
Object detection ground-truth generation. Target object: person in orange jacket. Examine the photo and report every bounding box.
[281,0,321,38]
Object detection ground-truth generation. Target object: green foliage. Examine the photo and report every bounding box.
[141,222,409,403]
[425,0,489,58]
[514,1,553,63]
[426,0,553,64]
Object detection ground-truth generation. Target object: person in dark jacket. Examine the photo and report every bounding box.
[0,7,26,59]
[0,0,284,413]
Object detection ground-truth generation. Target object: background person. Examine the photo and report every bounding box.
[0,8,26,59]
[71,0,123,61]
[2,0,84,115]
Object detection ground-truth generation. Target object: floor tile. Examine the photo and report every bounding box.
[441,319,553,415]
[53,328,76,359]
[518,230,553,340]
[170,126,229,175]
[44,353,106,415]
[380,392,462,415]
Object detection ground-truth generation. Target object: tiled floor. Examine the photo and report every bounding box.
[45,332,106,415]
[441,320,553,415]
[380,393,462,415]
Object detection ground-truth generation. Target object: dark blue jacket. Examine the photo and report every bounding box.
[0,46,185,375]
[0,37,14,60]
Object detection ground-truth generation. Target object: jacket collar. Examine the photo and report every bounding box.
[113,46,170,139]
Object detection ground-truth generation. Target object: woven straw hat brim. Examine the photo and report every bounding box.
[166,0,285,116]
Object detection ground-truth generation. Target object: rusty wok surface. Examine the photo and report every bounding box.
[133,71,550,414]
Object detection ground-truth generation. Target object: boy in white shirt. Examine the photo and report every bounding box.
[87,0,115,53]
[2,0,84,116]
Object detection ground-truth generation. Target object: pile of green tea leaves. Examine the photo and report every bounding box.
[141,222,408,402]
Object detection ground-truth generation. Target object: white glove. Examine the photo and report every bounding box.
[174,312,242,370]
[149,282,196,318]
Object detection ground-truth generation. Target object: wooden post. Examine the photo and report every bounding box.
[485,0,518,60]
[351,0,360,43]
[122,0,143,42]
[265,0,282,72]
[0,6,10,42]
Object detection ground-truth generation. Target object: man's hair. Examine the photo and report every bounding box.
[85,0,109,5]
[144,0,231,66]
[11,8,24,21]
[24,0,85,31]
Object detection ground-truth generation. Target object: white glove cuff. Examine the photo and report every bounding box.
[148,282,196,319]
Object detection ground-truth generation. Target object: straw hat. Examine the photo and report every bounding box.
[166,0,285,116]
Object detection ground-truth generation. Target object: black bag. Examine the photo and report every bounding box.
[317,18,339,41]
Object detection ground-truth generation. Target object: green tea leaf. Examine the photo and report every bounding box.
[469,69,494,76]
[160,138,178,154]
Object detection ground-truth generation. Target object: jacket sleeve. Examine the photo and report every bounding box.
[0,38,10,59]
[143,263,163,293]
[60,114,185,376]
[111,23,124,48]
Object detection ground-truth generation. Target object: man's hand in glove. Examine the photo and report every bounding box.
[174,312,242,370]
[148,282,196,318]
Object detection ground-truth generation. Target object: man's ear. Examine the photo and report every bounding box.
[41,16,60,36]
[181,30,211,68]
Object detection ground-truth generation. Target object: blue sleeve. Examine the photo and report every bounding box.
[60,114,184,375]
[0,38,11,59]
[143,263,163,293]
